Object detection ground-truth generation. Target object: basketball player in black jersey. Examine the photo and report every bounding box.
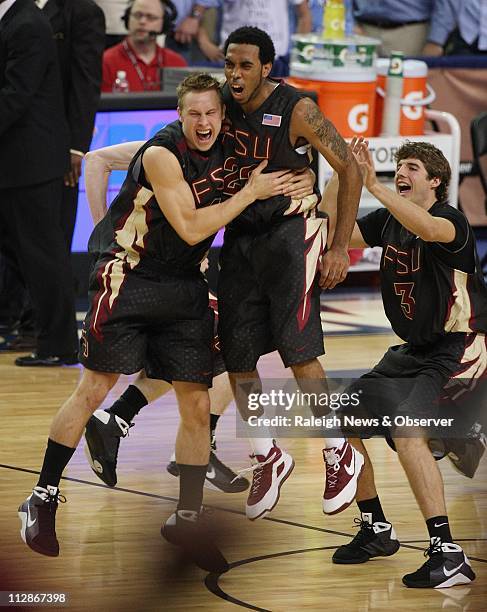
[326,138,484,588]
[17,74,296,573]
[78,138,314,495]
[218,27,364,520]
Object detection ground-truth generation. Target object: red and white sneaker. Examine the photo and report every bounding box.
[322,441,364,515]
[241,443,295,520]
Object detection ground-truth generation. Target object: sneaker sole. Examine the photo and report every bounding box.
[403,571,475,589]
[204,478,250,493]
[161,524,229,574]
[247,456,295,521]
[18,507,59,557]
[83,442,116,487]
[332,541,400,565]
[323,450,365,516]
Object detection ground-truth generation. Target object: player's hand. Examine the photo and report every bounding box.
[246,160,295,201]
[282,167,315,198]
[350,136,377,192]
[422,42,444,56]
[64,153,83,187]
[319,246,349,289]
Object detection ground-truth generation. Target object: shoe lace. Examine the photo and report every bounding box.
[323,447,342,490]
[115,416,133,438]
[421,537,443,567]
[196,507,218,538]
[233,454,275,492]
[350,517,373,546]
[34,486,67,510]
[199,506,215,523]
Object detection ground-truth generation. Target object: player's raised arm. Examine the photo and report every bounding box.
[143,147,291,245]
[291,97,363,288]
[84,141,144,224]
[351,137,456,243]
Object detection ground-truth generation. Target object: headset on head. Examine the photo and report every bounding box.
[122,0,178,35]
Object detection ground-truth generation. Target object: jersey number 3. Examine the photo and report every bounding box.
[394,282,415,320]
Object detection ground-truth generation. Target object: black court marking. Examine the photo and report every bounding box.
[4,461,487,611]
[3,462,487,562]
[205,542,487,611]
[205,546,340,612]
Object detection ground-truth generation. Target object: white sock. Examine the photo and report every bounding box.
[249,437,275,457]
[323,437,345,449]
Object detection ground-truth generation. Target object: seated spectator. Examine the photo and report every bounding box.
[166,1,221,64]
[102,0,187,92]
[94,0,128,48]
[423,0,487,56]
[199,0,312,77]
[195,6,224,65]
[353,0,433,57]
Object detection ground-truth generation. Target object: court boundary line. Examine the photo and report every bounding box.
[3,462,486,611]
[3,462,486,560]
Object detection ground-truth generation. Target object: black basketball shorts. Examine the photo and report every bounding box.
[80,258,215,385]
[218,214,328,372]
[340,332,487,438]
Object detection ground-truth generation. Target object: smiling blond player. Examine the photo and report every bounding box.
[18,73,298,574]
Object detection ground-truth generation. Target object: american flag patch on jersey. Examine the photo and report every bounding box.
[262,113,282,127]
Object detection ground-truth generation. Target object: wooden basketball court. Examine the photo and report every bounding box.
[1,293,485,611]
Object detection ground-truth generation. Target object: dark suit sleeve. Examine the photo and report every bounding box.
[0,20,52,136]
[67,0,105,152]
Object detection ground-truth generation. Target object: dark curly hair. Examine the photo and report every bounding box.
[223,26,276,66]
[395,141,451,203]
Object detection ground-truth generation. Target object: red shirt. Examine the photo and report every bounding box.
[102,39,187,92]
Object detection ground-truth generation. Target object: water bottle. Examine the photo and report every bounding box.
[322,0,345,40]
[380,51,404,137]
[112,70,130,93]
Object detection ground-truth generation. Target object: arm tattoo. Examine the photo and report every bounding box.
[303,101,348,163]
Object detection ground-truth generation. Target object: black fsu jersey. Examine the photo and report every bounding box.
[222,81,319,231]
[89,121,225,274]
[358,204,487,346]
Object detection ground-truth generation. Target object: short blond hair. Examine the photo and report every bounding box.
[176,73,223,109]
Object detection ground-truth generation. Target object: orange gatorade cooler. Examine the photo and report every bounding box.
[287,69,377,138]
[374,59,435,136]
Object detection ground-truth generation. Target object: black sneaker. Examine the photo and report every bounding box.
[446,425,486,479]
[18,486,66,557]
[161,510,229,574]
[166,451,250,493]
[332,513,400,564]
[403,537,476,588]
[84,409,130,487]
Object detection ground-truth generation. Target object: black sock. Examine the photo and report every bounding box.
[426,516,452,543]
[37,438,76,489]
[107,385,148,424]
[210,413,220,447]
[358,496,387,523]
[177,464,208,513]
